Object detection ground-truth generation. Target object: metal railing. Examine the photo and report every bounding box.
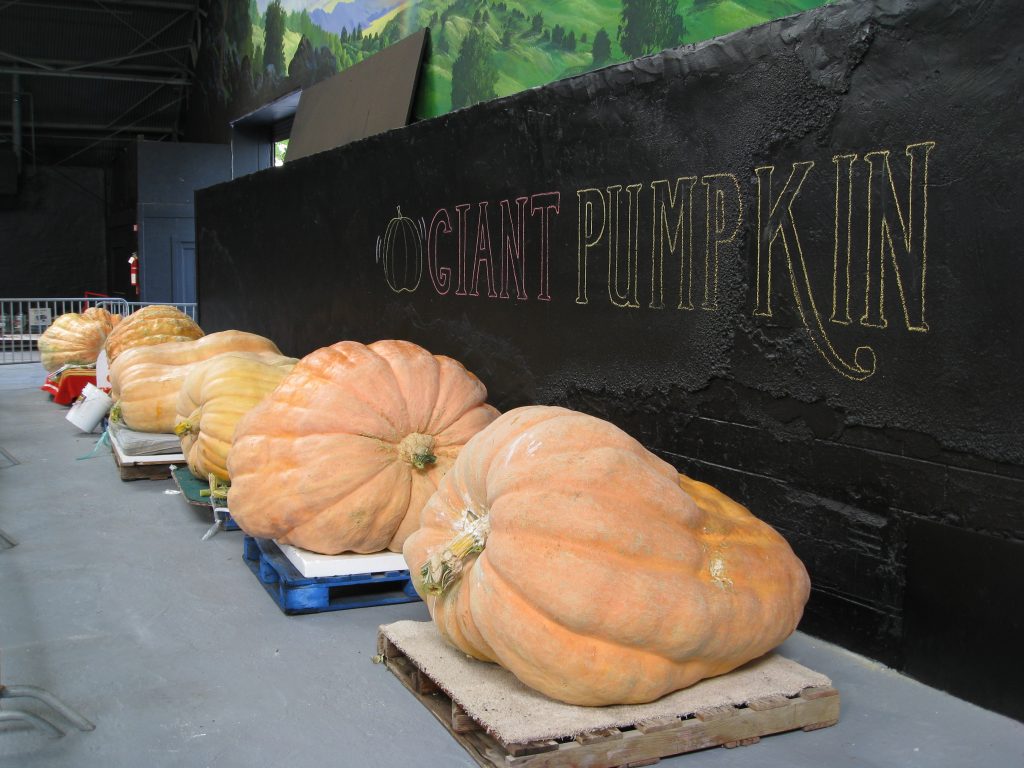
[0,298,198,365]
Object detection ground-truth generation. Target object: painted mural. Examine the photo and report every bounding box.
[192,0,829,137]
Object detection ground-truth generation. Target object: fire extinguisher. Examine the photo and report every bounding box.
[128,253,139,297]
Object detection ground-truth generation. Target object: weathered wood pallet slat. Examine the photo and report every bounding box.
[377,632,840,768]
[111,444,176,480]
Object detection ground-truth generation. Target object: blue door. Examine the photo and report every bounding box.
[172,236,196,304]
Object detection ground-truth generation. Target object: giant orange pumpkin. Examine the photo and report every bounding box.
[402,405,811,706]
[175,351,297,482]
[37,307,120,372]
[110,331,282,433]
[104,305,203,362]
[227,340,500,555]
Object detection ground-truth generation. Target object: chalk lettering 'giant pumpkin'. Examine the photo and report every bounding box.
[402,405,811,707]
[227,340,500,555]
[379,207,423,293]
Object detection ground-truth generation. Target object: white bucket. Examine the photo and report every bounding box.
[66,383,113,433]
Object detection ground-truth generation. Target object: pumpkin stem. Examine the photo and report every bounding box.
[420,509,490,596]
[199,472,230,500]
[398,432,437,470]
[173,419,196,438]
[109,402,122,423]
[412,452,436,469]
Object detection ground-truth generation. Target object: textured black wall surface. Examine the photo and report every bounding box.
[197,0,1024,718]
[136,141,232,207]
[1,167,107,297]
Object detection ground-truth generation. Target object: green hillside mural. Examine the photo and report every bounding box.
[195,0,829,134]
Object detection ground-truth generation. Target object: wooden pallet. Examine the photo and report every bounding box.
[243,536,421,615]
[111,444,179,480]
[109,429,183,481]
[377,634,840,768]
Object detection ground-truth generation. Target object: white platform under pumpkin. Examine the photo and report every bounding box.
[275,542,409,578]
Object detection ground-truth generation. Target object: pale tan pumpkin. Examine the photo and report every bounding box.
[227,340,500,555]
[402,405,811,706]
[104,305,203,363]
[110,331,282,433]
[37,307,119,372]
[174,352,297,481]
[81,306,121,327]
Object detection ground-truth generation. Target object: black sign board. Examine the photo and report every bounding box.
[198,0,1024,719]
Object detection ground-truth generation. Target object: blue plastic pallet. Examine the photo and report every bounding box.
[242,536,421,615]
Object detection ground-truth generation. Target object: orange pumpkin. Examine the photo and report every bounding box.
[402,405,811,706]
[104,305,203,362]
[81,306,120,326]
[175,351,298,482]
[227,340,500,555]
[37,307,119,372]
[110,331,283,433]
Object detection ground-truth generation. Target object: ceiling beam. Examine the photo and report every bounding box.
[12,0,201,13]
[0,54,187,77]
[0,65,188,86]
[60,45,193,75]
[0,131,162,143]
[0,119,171,134]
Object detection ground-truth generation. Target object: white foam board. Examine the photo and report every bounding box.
[276,542,409,578]
[110,428,185,465]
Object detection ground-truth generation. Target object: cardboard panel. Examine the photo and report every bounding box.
[286,29,427,162]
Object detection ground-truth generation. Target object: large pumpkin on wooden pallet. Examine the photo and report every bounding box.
[110,331,282,433]
[175,351,298,482]
[227,340,500,555]
[37,307,120,372]
[402,405,811,707]
[104,305,203,363]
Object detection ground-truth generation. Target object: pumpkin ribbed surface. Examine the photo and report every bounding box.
[402,405,811,707]
[175,352,297,482]
[110,331,282,433]
[104,305,203,362]
[227,339,500,555]
[37,308,119,372]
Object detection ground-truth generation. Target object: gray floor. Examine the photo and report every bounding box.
[0,362,1021,768]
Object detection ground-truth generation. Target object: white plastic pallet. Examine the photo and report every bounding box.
[276,542,409,578]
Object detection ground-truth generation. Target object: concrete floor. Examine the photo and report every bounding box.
[1,362,1021,768]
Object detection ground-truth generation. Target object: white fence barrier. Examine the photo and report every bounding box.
[0,298,198,365]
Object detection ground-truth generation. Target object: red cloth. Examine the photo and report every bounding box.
[42,369,97,406]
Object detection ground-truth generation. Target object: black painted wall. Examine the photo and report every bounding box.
[1,167,107,297]
[197,0,1024,719]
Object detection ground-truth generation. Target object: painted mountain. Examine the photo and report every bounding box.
[243,0,830,119]
[310,1,403,35]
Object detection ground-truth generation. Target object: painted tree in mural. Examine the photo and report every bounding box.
[263,0,287,76]
[593,28,612,66]
[451,29,498,109]
[226,0,253,63]
[288,34,338,83]
[619,0,685,57]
